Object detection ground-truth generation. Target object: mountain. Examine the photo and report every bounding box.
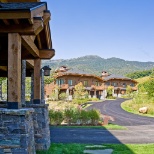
[42,55,154,76]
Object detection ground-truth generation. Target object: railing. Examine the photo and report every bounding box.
[91,85,104,90]
[59,84,69,89]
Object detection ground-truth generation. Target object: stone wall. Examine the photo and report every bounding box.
[25,104,51,150]
[0,108,35,154]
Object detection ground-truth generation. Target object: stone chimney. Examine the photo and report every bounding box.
[101,71,109,79]
[55,66,69,74]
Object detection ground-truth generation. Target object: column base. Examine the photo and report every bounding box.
[0,108,35,154]
[25,103,50,150]
[7,102,21,109]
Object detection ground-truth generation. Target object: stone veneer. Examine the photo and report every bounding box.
[0,108,36,154]
[25,104,50,150]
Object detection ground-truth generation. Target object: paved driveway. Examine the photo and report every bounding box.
[50,125,154,144]
[86,98,154,126]
[50,98,154,144]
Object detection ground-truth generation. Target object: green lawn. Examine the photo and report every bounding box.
[121,99,154,117]
[37,143,154,154]
[50,123,126,130]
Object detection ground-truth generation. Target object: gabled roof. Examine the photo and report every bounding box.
[104,74,137,83]
[56,68,103,81]
[66,68,92,75]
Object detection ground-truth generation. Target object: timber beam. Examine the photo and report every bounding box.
[26,60,34,69]
[22,35,55,59]
[21,35,39,58]
[39,49,55,59]
[0,17,44,35]
[0,66,7,71]
[43,11,51,25]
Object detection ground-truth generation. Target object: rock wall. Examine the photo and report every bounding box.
[0,108,35,154]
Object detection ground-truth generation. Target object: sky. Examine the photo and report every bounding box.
[43,0,154,62]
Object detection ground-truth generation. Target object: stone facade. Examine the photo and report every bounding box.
[25,104,51,150]
[0,108,35,154]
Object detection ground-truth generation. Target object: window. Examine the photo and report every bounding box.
[83,80,88,86]
[130,83,134,87]
[68,80,73,86]
[95,81,100,86]
[105,82,110,86]
[123,83,126,88]
[56,79,64,85]
[111,82,118,87]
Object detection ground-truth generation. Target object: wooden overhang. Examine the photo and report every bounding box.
[0,2,55,77]
[56,73,103,81]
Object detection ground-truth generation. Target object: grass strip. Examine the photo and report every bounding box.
[37,143,154,154]
[50,123,126,130]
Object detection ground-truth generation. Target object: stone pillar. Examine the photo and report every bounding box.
[41,69,45,104]
[25,104,50,150]
[0,108,35,154]
[0,84,2,100]
[21,60,26,105]
[31,70,34,102]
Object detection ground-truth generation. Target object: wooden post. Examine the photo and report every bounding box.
[8,33,21,109]
[33,59,41,104]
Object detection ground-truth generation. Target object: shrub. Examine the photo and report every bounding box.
[49,110,64,125]
[74,82,88,99]
[107,86,114,98]
[88,109,101,125]
[59,92,67,100]
[89,97,99,101]
[79,110,90,125]
[64,109,78,125]
[72,98,88,105]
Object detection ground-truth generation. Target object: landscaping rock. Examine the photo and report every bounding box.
[139,107,148,114]
[84,149,113,154]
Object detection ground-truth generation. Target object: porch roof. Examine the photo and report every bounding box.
[0,2,55,77]
[0,2,46,12]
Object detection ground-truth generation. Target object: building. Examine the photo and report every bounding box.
[102,71,137,97]
[45,67,137,99]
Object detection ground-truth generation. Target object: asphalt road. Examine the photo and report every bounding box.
[50,98,154,144]
[86,98,154,126]
[50,125,154,144]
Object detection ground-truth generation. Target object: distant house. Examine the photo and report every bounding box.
[102,71,137,97]
[45,66,137,99]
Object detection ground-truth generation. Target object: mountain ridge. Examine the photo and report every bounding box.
[42,55,154,76]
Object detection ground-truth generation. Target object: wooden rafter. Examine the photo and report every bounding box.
[36,34,42,49]
[0,17,44,35]
[13,19,19,24]
[0,66,7,71]
[21,35,39,58]
[3,19,10,25]
[26,60,34,68]
[28,18,34,25]
[44,24,52,49]
[43,11,51,25]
